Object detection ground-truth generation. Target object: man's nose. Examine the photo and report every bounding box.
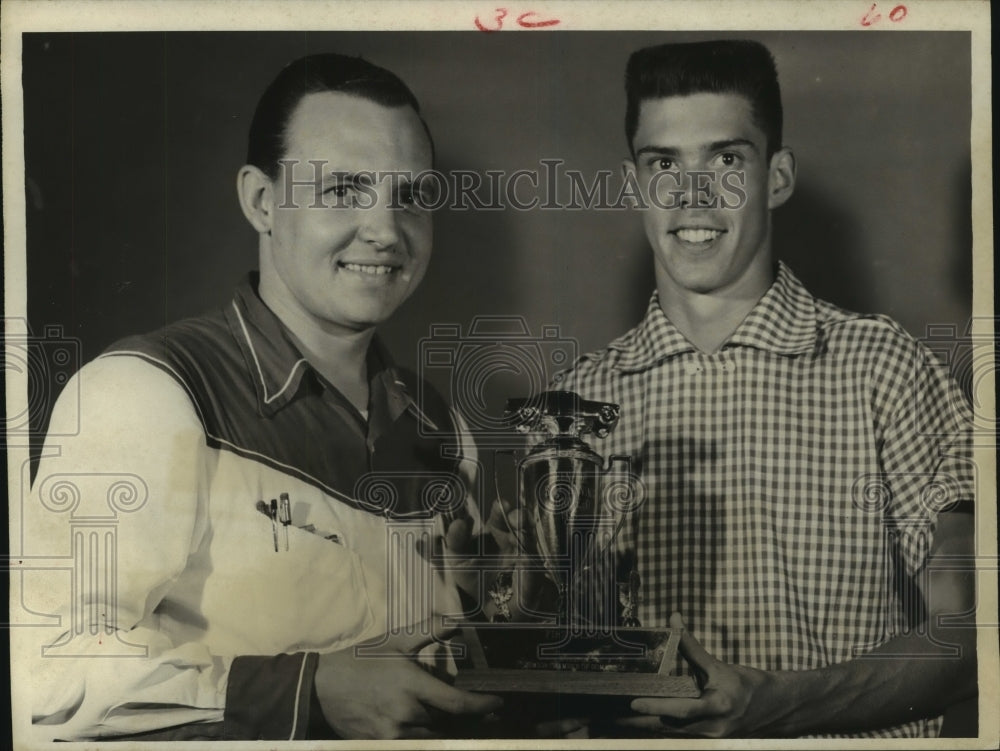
[356,190,401,249]
[679,170,718,209]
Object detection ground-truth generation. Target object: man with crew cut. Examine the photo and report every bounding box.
[554,40,976,737]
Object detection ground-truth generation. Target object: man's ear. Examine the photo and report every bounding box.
[237,164,275,235]
[767,147,796,209]
[620,158,639,209]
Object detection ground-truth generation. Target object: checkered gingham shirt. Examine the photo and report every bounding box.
[553,262,974,738]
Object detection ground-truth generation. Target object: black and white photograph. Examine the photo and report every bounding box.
[3,1,996,747]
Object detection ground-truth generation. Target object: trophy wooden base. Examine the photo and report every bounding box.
[455,668,699,697]
[453,624,699,698]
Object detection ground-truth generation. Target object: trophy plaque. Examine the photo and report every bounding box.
[454,391,698,707]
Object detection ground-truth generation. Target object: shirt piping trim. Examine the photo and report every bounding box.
[288,653,309,740]
[232,301,309,405]
[397,380,442,432]
[99,350,367,512]
[210,435,357,506]
[101,351,441,520]
[208,434,434,520]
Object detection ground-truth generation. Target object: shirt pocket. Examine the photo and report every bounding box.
[200,504,375,656]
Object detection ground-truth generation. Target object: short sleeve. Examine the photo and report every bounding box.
[881,342,975,575]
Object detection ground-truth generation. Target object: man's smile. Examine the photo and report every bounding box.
[671,227,726,245]
[337,260,402,276]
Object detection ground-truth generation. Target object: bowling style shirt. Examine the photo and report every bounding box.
[554,262,975,738]
[26,275,479,741]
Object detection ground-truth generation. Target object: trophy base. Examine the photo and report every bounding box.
[453,624,699,698]
[455,668,698,697]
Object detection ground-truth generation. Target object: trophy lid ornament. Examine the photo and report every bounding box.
[504,390,621,440]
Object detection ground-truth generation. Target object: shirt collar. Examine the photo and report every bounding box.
[724,262,820,355]
[367,341,443,440]
[611,261,819,372]
[225,273,436,429]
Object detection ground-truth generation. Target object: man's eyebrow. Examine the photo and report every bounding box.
[320,171,419,187]
[634,145,681,159]
[321,171,366,185]
[707,138,759,153]
[634,139,760,159]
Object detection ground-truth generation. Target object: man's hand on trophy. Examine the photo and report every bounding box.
[614,613,776,738]
[314,618,503,739]
[426,512,490,613]
[485,493,528,561]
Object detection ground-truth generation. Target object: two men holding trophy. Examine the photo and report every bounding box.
[26,35,976,741]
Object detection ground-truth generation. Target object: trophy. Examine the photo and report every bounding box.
[454,391,697,708]
[492,390,634,629]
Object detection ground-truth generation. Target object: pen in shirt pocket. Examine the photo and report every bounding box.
[256,495,342,551]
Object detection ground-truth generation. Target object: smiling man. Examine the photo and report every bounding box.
[554,40,976,737]
[28,53,499,741]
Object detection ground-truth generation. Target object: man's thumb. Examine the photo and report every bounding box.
[385,617,457,654]
[671,612,714,685]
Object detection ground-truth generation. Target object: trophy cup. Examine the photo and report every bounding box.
[454,391,697,710]
[493,390,632,629]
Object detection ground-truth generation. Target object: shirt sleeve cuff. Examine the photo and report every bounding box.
[223,652,318,740]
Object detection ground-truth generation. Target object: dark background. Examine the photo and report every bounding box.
[23,31,972,417]
[20,31,975,734]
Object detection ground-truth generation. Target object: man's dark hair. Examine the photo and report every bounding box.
[247,53,432,179]
[625,40,783,158]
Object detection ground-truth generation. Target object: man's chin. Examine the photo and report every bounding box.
[658,266,728,297]
[328,295,410,330]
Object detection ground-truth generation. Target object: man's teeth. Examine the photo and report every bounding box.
[342,262,396,276]
[675,228,722,244]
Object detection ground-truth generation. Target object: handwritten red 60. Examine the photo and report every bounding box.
[861,3,908,27]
